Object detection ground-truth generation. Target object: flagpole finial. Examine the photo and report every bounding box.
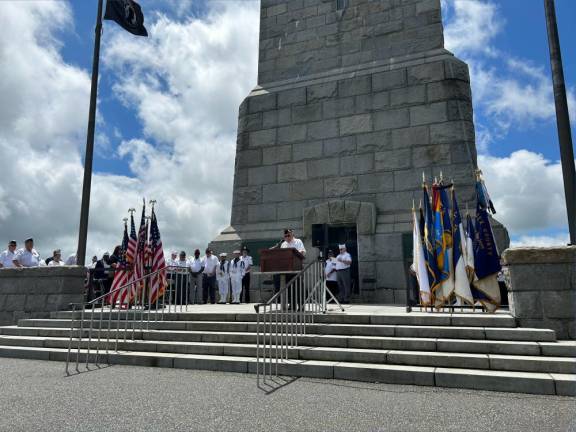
[412,199,415,210]
[422,172,426,184]
[128,208,136,215]
[439,171,444,182]
[149,199,157,209]
[123,217,128,224]
[419,199,422,208]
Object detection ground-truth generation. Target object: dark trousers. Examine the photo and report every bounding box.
[241,272,251,303]
[326,280,339,300]
[337,268,351,302]
[203,275,217,304]
[175,274,189,305]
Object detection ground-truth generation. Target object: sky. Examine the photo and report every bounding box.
[0,0,574,261]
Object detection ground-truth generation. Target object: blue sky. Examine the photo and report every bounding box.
[0,0,574,259]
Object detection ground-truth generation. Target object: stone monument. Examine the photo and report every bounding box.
[211,0,507,303]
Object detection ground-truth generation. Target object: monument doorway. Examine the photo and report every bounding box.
[312,224,359,295]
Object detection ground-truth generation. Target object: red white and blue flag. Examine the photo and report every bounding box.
[109,221,130,304]
[149,207,167,303]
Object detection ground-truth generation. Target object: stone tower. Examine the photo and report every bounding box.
[211,0,489,303]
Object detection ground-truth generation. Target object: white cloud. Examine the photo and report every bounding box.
[511,233,570,248]
[443,0,503,56]
[479,150,568,234]
[0,1,259,262]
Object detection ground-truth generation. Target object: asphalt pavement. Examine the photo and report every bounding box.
[0,358,574,432]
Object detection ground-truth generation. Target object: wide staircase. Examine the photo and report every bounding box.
[0,306,574,396]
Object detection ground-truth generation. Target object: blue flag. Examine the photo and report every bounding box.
[422,185,439,291]
[473,202,501,279]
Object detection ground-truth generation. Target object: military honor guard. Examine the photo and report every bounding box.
[0,240,17,269]
[217,253,230,304]
[240,246,252,303]
[336,244,352,304]
[229,250,244,304]
[13,238,41,268]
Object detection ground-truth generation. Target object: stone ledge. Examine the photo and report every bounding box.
[0,266,86,279]
[502,246,576,265]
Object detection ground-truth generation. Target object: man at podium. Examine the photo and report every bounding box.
[280,229,306,256]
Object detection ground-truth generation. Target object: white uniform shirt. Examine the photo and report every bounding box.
[229,258,244,278]
[174,259,191,273]
[240,255,253,273]
[14,248,41,267]
[0,250,16,268]
[202,255,219,276]
[48,260,64,267]
[325,259,338,281]
[217,260,230,280]
[335,252,352,270]
[65,254,77,265]
[189,257,204,273]
[281,238,306,255]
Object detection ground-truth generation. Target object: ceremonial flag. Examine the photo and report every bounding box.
[412,205,431,305]
[452,188,473,305]
[465,214,475,282]
[422,184,439,297]
[432,183,454,305]
[472,201,501,312]
[132,201,147,299]
[126,213,137,265]
[109,221,130,304]
[104,0,148,37]
[149,208,167,303]
[475,171,496,214]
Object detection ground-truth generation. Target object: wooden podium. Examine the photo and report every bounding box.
[259,248,304,273]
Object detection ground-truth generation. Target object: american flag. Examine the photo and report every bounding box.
[132,201,148,299]
[126,213,137,265]
[109,221,130,304]
[149,208,167,303]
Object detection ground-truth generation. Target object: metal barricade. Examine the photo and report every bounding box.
[254,260,326,386]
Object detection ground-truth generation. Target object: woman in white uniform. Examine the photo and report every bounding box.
[216,253,230,304]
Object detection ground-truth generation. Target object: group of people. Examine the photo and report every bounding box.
[166,247,253,305]
[0,238,76,269]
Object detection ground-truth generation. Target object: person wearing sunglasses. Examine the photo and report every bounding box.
[0,240,17,269]
[279,229,306,256]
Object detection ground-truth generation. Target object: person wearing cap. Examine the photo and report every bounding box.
[229,250,244,304]
[13,238,41,268]
[189,249,204,304]
[174,251,192,305]
[167,251,178,267]
[324,250,339,299]
[240,246,253,303]
[0,240,18,269]
[216,253,230,304]
[336,244,352,304]
[202,248,219,304]
[48,249,64,266]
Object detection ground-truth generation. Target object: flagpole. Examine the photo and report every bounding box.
[544,0,576,245]
[76,0,104,266]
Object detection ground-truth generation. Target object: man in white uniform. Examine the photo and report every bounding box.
[189,249,204,304]
[0,240,17,268]
[280,229,306,255]
[13,238,41,268]
[216,253,230,304]
[202,248,219,304]
[229,250,244,304]
[336,244,352,303]
[240,246,253,303]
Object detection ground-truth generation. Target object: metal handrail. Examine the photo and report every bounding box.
[64,265,200,375]
[254,260,326,387]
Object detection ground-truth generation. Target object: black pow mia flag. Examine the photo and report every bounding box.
[104,0,148,37]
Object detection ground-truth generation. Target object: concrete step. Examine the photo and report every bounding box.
[49,311,518,327]
[0,326,565,356]
[16,319,554,341]
[1,334,575,374]
[0,344,572,396]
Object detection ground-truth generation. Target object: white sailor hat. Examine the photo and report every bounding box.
[233,249,241,254]
[338,244,346,249]
[219,252,227,257]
